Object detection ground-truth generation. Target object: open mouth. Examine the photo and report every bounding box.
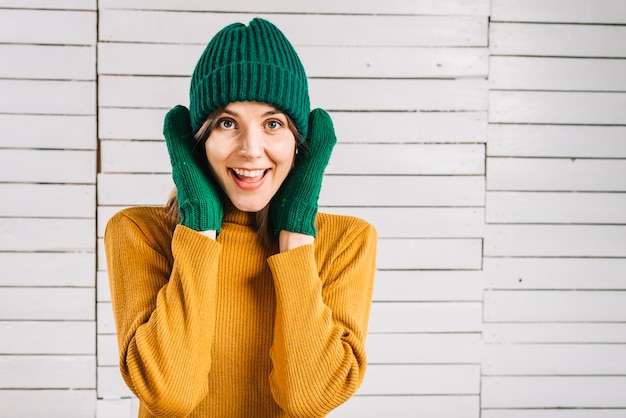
[229,167,269,186]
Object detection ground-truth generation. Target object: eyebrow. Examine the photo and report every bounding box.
[221,108,285,118]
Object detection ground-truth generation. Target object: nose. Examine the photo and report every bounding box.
[239,127,263,160]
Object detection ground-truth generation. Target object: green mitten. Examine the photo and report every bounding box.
[164,105,223,232]
[270,108,337,237]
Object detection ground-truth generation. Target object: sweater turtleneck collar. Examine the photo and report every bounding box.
[221,199,257,227]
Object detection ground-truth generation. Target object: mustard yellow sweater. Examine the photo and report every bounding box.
[104,204,377,417]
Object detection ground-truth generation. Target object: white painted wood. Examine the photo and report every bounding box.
[487,158,626,192]
[0,184,95,218]
[0,0,96,8]
[99,0,490,16]
[0,45,95,80]
[372,270,483,301]
[98,335,118,369]
[331,395,479,418]
[100,140,168,174]
[97,398,132,418]
[98,366,133,398]
[0,114,96,150]
[489,91,626,125]
[369,302,482,333]
[367,333,481,364]
[0,288,95,321]
[0,355,96,389]
[486,192,626,224]
[488,125,626,158]
[98,206,127,238]
[490,23,626,57]
[492,0,626,24]
[99,42,489,78]
[358,364,480,395]
[99,108,488,143]
[99,10,487,47]
[0,218,95,252]
[484,225,626,257]
[97,173,173,206]
[97,302,115,334]
[484,257,626,290]
[0,149,95,183]
[0,9,96,45]
[327,207,484,238]
[377,238,482,269]
[482,376,626,408]
[0,390,96,418]
[484,290,626,322]
[97,271,113,302]
[0,80,95,116]
[0,252,95,287]
[484,323,626,344]
[99,75,488,111]
[0,322,95,355]
[490,56,626,91]
[483,344,626,375]
[483,410,626,418]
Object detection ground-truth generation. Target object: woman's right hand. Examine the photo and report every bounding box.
[164,105,223,233]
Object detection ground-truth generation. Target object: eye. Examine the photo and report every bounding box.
[217,118,235,129]
[265,119,283,131]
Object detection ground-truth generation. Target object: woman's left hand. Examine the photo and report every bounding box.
[270,108,336,238]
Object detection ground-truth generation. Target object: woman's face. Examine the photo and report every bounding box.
[205,101,296,212]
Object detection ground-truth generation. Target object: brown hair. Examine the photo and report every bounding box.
[165,106,304,245]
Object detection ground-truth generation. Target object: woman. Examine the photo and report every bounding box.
[105,18,377,417]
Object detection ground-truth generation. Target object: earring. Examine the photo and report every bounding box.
[295,147,299,155]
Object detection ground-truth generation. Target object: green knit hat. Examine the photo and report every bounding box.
[189,18,310,139]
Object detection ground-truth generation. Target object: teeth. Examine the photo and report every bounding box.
[232,168,265,178]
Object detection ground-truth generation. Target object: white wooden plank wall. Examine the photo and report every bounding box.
[485,1,626,418]
[0,1,98,417]
[3,0,624,417]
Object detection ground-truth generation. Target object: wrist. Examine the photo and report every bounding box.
[279,230,314,252]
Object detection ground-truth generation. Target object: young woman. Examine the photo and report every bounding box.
[105,18,377,417]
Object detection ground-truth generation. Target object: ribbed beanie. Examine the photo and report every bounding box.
[189,18,310,139]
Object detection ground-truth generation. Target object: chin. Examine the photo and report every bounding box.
[230,196,271,213]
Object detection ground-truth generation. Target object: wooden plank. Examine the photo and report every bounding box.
[99,42,489,78]
[99,10,487,47]
[367,333,481,364]
[97,302,115,334]
[0,218,95,252]
[378,238,482,269]
[99,107,488,143]
[98,334,118,367]
[0,9,96,45]
[0,355,95,389]
[332,395,479,418]
[0,252,95,287]
[97,271,112,302]
[0,0,96,8]
[358,364,480,395]
[488,125,626,158]
[490,23,626,57]
[99,0,490,16]
[483,344,626,375]
[0,288,95,321]
[97,399,133,418]
[490,56,626,91]
[492,0,626,24]
[485,224,626,257]
[0,45,95,80]
[0,322,95,355]
[369,302,482,333]
[97,366,133,398]
[489,91,626,124]
[0,390,96,418]
[101,141,485,175]
[0,80,95,115]
[98,173,486,207]
[0,114,96,150]
[0,149,95,183]
[99,75,488,112]
[484,257,626,290]
[0,184,95,218]
[484,290,626,322]
[486,192,626,224]
[482,376,626,408]
[326,207,484,238]
[484,323,626,344]
[483,410,626,418]
[372,270,483,302]
[487,158,626,192]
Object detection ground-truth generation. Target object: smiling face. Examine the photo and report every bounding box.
[204,101,297,212]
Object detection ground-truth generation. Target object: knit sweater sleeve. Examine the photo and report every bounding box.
[266,216,377,417]
[104,209,221,417]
